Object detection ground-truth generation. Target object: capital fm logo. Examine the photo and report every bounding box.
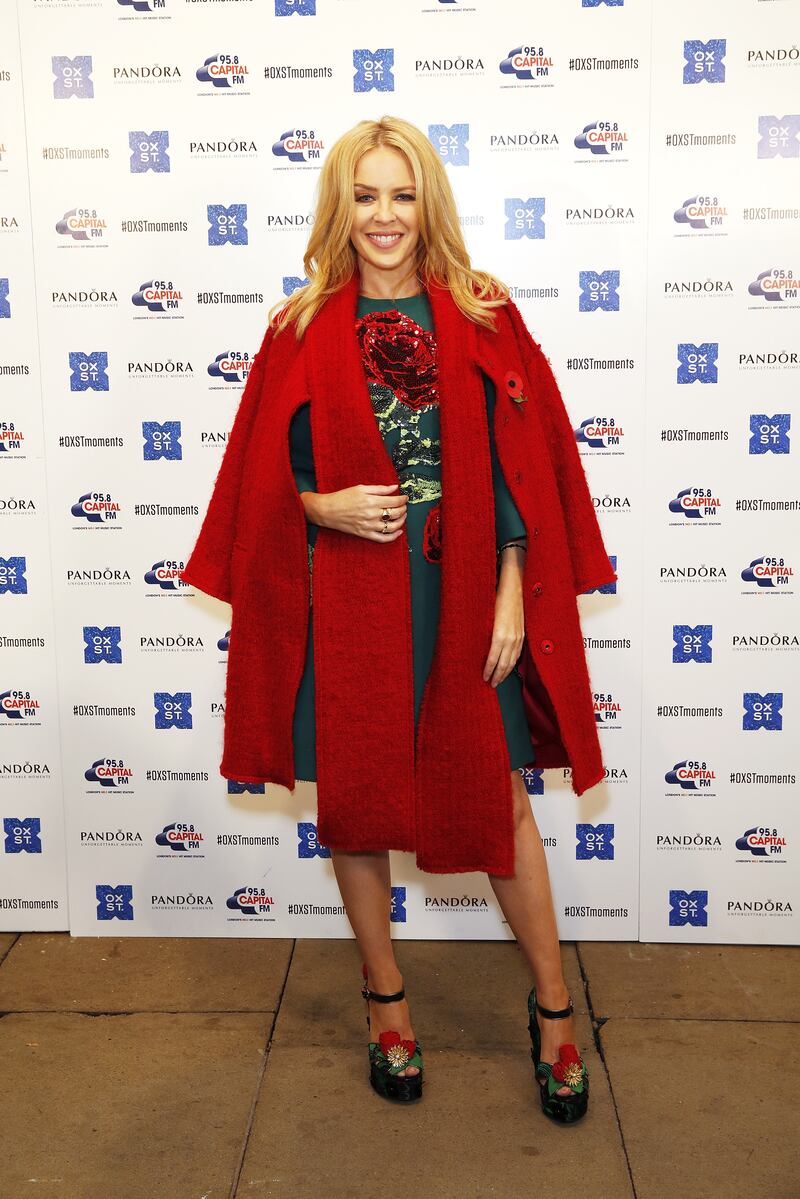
[683,39,726,85]
[156,822,204,852]
[145,560,188,591]
[576,822,615,859]
[353,49,394,92]
[749,414,790,455]
[0,278,9,319]
[0,556,27,595]
[4,817,42,854]
[142,421,182,461]
[576,415,624,451]
[665,760,716,791]
[132,279,183,314]
[217,630,230,653]
[499,45,554,84]
[69,351,109,392]
[748,268,800,305]
[96,883,134,921]
[672,624,712,663]
[673,195,728,232]
[583,0,624,6]
[390,885,407,923]
[129,131,170,174]
[574,121,630,156]
[85,757,133,789]
[741,555,794,591]
[504,198,545,240]
[757,115,800,159]
[226,886,275,916]
[71,492,121,525]
[275,0,316,15]
[428,124,469,166]
[56,208,108,243]
[579,270,620,312]
[669,889,708,926]
[593,691,621,727]
[154,691,192,729]
[0,690,41,722]
[297,821,331,859]
[669,487,721,522]
[743,692,782,731]
[735,826,786,859]
[271,130,323,165]
[207,204,248,245]
[52,55,93,99]
[0,421,24,454]
[117,0,163,15]
[196,53,251,91]
[208,350,257,384]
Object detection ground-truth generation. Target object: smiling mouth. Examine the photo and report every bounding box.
[366,232,404,246]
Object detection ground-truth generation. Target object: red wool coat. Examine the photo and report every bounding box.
[181,273,617,877]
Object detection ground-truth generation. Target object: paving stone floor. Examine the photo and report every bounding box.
[0,934,797,1198]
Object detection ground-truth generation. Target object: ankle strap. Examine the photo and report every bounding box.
[536,995,574,1019]
[362,983,405,1003]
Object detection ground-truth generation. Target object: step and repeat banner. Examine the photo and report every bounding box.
[1,0,797,943]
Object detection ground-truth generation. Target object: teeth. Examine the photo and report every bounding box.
[369,234,401,243]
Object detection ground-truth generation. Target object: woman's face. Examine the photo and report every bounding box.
[349,146,420,284]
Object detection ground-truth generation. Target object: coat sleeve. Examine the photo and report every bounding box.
[180,323,277,602]
[503,299,617,596]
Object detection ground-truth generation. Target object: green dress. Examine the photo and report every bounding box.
[288,291,535,781]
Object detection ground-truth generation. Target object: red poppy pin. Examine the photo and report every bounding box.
[378,1030,416,1071]
[551,1043,584,1089]
[504,370,528,404]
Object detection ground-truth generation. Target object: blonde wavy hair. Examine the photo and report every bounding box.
[268,115,510,339]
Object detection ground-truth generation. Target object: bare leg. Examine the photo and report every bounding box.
[330,848,419,1077]
[487,769,579,1096]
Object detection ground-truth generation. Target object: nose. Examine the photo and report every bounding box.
[374,196,397,222]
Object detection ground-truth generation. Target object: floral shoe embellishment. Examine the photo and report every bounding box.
[422,502,442,564]
[355,310,438,411]
[504,369,528,404]
[550,1043,586,1091]
[378,1030,417,1072]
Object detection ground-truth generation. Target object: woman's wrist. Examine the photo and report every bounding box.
[497,541,526,585]
[300,490,325,527]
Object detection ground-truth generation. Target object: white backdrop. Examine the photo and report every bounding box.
[1,0,797,943]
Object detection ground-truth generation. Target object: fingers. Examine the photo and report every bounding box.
[483,640,524,686]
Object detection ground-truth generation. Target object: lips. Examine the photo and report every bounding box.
[366,232,404,247]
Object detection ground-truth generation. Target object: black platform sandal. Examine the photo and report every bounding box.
[361,962,424,1103]
[527,985,589,1123]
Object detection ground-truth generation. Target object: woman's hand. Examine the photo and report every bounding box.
[303,482,407,540]
[483,548,526,687]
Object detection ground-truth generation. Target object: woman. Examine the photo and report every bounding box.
[182,116,616,1122]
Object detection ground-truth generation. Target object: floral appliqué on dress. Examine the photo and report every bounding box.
[355,309,442,563]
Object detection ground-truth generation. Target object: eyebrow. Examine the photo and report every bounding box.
[354,182,416,190]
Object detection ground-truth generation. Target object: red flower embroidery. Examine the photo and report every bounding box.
[422,503,442,564]
[355,310,438,411]
[504,369,527,404]
[551,1043,583,1085]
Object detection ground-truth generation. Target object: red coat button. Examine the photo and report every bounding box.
[540,638,554,654]
[532,581,543,596]
[532,526,540,538]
